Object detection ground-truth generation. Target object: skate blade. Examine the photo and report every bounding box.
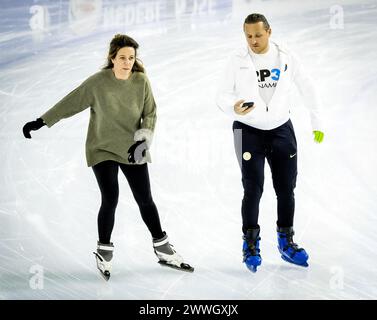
[281,255,309,267]
[158,261,194,273]
[93,252,111,280]
[245,262,260,273]
[99,270,110,281]
[244,257,261,273]
[247,265,258,273]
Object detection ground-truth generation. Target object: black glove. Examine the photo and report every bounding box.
[23,118,46,139]
[127,140,147,164]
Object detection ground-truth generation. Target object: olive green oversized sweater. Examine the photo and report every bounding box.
[40,69,156,167]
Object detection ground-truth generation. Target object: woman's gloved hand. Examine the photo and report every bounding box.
[23,118,46,139]
[127,140,147,164]
[134,128,153,148]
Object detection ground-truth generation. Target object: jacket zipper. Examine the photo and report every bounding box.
[266,105,269,112]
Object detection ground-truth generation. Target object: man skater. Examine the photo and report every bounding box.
[216,13,324,272]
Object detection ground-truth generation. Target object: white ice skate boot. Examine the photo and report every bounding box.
[153,232,194,272]
[93,241,114,281]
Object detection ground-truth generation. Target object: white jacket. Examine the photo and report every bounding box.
[216,41,323,131]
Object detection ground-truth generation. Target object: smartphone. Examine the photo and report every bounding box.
[243,102,254,110]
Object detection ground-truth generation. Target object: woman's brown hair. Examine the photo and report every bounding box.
[103,34,144,73]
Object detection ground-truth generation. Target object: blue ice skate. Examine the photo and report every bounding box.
[277,226,309,267]
[243,228,262,273]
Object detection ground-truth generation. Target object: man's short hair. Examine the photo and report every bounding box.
[244,13,270,30]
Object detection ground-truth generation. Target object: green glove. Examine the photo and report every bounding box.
[313,130,324,143]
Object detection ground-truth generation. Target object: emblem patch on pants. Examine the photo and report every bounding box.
[243,152,251,161]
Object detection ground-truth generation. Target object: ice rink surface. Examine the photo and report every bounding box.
[0,0,376,299]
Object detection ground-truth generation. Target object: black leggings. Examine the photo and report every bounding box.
[92,160,164,244]
[233,120,298,234]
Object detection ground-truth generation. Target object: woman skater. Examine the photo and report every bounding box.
[22,34,194,280]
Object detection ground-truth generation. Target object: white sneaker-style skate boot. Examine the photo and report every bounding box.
[153,232,194,272]
[93,241,114,281]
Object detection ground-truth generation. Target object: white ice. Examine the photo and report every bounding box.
[1,0,377,300]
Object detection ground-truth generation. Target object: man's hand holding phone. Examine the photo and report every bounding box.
[234,100,255,115]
